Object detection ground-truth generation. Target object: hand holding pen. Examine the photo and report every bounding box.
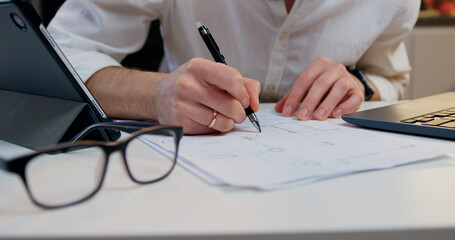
[196,22,262,132]
[148,22,260,135]
[152,57,260,134]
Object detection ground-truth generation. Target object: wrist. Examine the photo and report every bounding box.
[365,78,380,101]
[346,67,375,101]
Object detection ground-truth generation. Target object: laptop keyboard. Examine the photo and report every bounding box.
[401,107,455,129]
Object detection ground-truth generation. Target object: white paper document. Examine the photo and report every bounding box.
[142,109,455,189]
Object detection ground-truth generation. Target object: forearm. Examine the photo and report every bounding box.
[86,66,167,120]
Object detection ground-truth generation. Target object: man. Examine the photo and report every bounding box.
[48,0,420,134]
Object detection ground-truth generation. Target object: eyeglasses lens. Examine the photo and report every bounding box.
[125,131,177,183]
[25,146,105,207]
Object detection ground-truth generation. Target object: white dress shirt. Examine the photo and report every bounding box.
[48,0,420,101]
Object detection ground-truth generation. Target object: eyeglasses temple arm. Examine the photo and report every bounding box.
[71,122,159,142]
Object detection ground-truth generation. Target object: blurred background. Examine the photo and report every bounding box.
[29,0,455,100]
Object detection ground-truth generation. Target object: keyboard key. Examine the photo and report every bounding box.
[416,117,434,122]
[434,112,450,117]
[422,119,452,126]
[439,121,455,128]
[402,119,418,123]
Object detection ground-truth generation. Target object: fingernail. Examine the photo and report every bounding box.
[242,98,249,108]
[315,108,326,119]
[297,108,309,120]
[283,105,293,116]
[332,108,342,118]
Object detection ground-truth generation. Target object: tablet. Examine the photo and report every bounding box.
[0,0,120,146]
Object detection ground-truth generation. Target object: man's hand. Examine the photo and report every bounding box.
[275,56,365,120]
[154,58,260,134]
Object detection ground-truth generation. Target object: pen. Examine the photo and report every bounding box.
[196,21,262,133]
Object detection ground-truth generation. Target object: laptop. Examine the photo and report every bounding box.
[342,92,455,140]
[0,0,119,148]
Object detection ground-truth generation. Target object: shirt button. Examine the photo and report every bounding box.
[261,93,277,102]
[266,84,276,91]
[261,94,273,102]
[279,31,287,40]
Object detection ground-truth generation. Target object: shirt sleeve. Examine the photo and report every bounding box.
[356,0,420,100]
[47,0,167,82]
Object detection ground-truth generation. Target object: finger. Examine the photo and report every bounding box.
[296,69,343,120]
[312,77,350,120]
[197,108,235,133]
[331,91,364,118]
[281,57,330,117]
[198,84,246,123]
[189,58,251,109]
[174,71,246,123]
[180,118,217,135]
[275,92,289,113]
[170,100,215,134]
[205,111,235,133]
[176,101,235,133]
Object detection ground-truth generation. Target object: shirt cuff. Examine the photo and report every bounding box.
[365,73,400,101]
[60,47,122,82]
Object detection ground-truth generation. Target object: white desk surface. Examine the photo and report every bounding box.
[1,102,455,240]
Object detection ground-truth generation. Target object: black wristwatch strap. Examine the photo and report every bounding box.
[346,67,374,101]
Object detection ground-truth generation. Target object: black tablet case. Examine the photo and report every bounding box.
[0,1,115,149]
[0,90,107,149]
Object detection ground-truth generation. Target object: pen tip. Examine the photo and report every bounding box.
[254,122,262,133]
[196,21,202,28]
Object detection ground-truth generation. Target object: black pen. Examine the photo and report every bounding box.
[196,22,262,133]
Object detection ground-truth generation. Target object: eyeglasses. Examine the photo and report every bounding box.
[0,122,183,209]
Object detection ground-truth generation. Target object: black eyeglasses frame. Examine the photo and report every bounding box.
[0,122,183,209]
